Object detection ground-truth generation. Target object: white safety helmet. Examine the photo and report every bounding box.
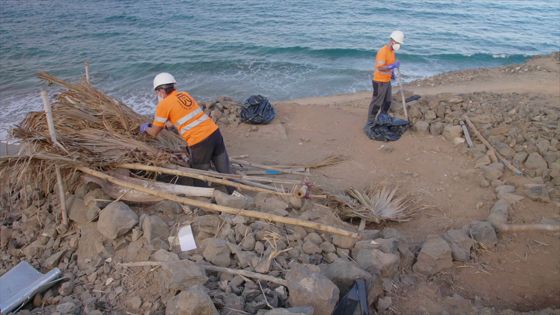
[390,30,404,44]
[153,72,176,90]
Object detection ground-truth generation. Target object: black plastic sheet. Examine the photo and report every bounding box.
[364,113,409,142]
[240,95,276,124]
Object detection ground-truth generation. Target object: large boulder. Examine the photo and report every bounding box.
[285,264,339,315]
[97,201,138,240]
[413,235,453,276]
[165,286,218,315]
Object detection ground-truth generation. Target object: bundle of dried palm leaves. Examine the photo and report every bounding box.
[333,184,418,224]
[1,72,186,193]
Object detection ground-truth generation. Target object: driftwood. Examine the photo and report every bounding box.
[118,261,287,286]
[463,116,522,175]
[78,166,359,238]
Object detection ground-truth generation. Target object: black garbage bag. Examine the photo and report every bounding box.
[240,95,275,124]
[363,113,409,142]
[332,278,370,315]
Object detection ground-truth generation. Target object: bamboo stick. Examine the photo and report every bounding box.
[117,163,293,197]
[118,261,288,286]
[78,166,359,238]
[463,116,522,175]
[166,164,302,185]
[84,62,90,83]
[495,223,560,233]
[231,159,308,175]
[396,68,409,120]
[42,90,68,226]
[109,171,215,197]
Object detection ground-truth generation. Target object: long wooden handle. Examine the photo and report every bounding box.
[78,166,359,238]
[396,68,408,120]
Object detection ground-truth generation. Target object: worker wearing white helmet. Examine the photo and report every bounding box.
[367,30,404,122]
[140,73,232,188]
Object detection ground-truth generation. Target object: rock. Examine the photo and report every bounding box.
[469,221,498,248]
[429,122,444,135]
[487,200,509,227]
[149,200,184,215]
[77,223,106,268]
[413,121,429,133]
[442,229,473,262]
[443,125,462,141]
[377,296,392,312]
[495,185,515,194]
[255,193,289,216]
[319,259,383,306]
[0,226,10,249]
[67,196,96,224]
[332,234,356,249]
[263,307,314,315]
[58,281,74,296]
[524,183,550,202]
[126,296,142,310]
[214,190,251,209]
[241,233,256,251]
[320,241,336,253]
[142,215,170,248]
[494,142,515,159]
[351,247,400,277]
[453,137,465,145]
[536,139,550,155]
[193,215,222,241]
[165,286,218,315]
[302,240,322,255]
[83,188,112,209]
[513,152,528,165]
[413,235,453,276]
[202,238,231,267]
[44,250,66,269]
[152,249,179,262]
[97,201,138,240]
[497,192,524,205]
[481,162,504,180]
[285,264,339,315]
[56,302,77,314]
[525,152,548,171]
[475,155,492,168]
[160,260,208,292]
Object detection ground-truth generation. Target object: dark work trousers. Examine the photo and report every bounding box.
[188,129,233,193]
[367,81,392,121]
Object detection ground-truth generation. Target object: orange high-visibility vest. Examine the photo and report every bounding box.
[152,90,218,146]
[373,45,396,83]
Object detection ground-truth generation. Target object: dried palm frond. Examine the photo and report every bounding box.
[303,155,345,169]
[335,184,417,224]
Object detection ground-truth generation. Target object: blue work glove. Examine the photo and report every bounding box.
[386,61,400,70]
[140,122,152,134]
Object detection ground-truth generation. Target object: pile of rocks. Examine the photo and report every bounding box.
[200,96,243,126]
[399,90,560,203]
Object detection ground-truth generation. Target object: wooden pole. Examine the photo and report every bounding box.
[78,166,359,238]
[396,68,409,120]
[495,223,560,233]
[118,163,291,197]
[463,116,522,175]
[41,90,68,226]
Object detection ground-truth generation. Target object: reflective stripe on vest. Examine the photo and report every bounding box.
[154,116,167,123]
[180,114,210,136]
[175,108,202,127]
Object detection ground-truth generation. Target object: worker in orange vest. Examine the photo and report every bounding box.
[140,72,232,185]
[367,30,404,122]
